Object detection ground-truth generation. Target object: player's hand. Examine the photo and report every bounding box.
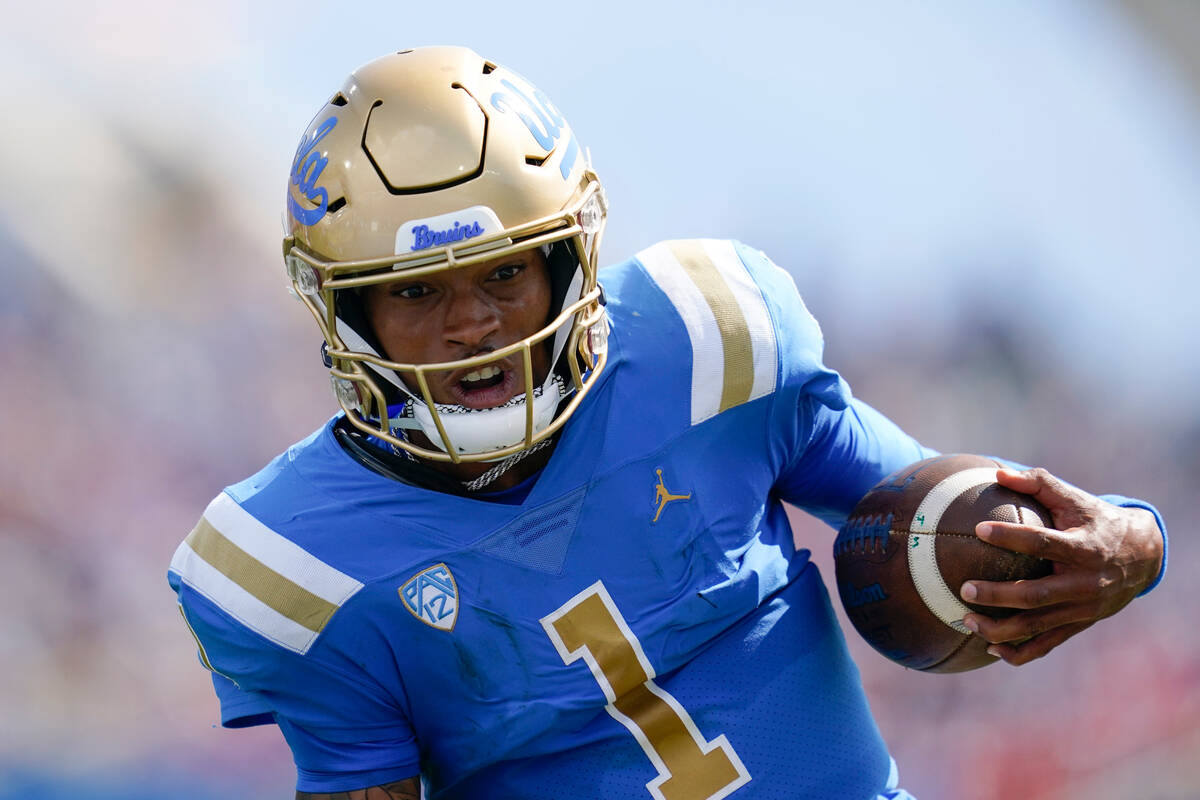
[957,467,1163,666]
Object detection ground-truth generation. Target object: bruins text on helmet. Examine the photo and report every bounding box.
[282,46,609,464]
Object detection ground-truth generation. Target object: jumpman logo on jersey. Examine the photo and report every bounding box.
[652,469,692,523]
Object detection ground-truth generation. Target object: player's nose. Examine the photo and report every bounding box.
[442,287,501,351]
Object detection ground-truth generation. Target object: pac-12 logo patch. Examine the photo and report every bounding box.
[399,564,458,631]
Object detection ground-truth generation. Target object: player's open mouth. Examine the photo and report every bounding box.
[447,364,518,409]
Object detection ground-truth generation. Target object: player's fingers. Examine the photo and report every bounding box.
[962,603,1091,644]
[985,621,1093,666]
[960,570,1100,609]
[994,467,1089,512]
[975,520,1077,563]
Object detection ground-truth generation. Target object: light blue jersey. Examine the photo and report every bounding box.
[169,239,1162,798]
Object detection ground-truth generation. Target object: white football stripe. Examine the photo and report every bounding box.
[906,467,999,633]
[170,539,322,654]
[909,468,999,533]
[907,534,972,635]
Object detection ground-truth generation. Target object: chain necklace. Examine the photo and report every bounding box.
[390,429,555,493]
[461,437,555,492]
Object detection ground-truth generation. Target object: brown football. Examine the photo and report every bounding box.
[833,454,1054,673]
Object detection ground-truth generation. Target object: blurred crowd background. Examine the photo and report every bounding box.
[1,1,1197,798]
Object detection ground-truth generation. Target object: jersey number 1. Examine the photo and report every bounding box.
[541,581,751,800]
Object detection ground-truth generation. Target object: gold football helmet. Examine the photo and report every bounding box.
[281,46,609,463]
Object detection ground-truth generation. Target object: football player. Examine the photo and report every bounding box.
[168,47,1167,800]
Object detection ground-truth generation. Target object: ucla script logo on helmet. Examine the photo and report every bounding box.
[490,76,579,180]
[288,117,338,226]
[400,564,459,631]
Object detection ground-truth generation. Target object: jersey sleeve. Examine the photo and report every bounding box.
[168,492,421,792]
[776,396,937,529]
[210,669,274,728]
[275,716,422,794]
[624,239,937,525]
[697,241,936,525]
[735,241,1168,593]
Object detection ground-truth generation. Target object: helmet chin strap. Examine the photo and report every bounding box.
[385,371,569,458]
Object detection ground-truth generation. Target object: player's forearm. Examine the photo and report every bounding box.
[296,777,420,800]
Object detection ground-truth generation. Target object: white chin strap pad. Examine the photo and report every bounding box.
[411,375,565,455]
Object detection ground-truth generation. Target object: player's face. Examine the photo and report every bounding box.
[362,247,553,409]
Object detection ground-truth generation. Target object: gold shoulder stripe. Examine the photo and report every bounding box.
[185,518,339,634]
[668,240,755,413]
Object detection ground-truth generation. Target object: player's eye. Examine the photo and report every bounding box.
[390,283,432,300]
[490,263,524,282]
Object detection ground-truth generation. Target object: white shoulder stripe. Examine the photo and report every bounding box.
[169,493,363,654]
[172,541,326,653]
[202,493,362,606]
[701,239,779,405]
[637,241,723,423]
[636,239,778,424]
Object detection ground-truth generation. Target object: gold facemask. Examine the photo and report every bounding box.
[281,46,610,463]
